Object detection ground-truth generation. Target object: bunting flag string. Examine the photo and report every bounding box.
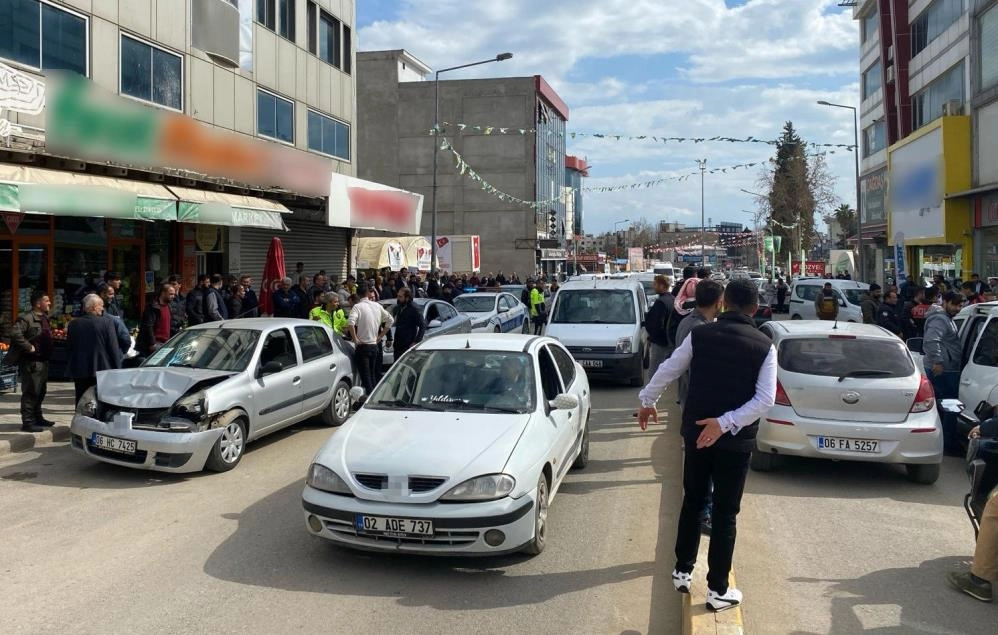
[430,122,857,151]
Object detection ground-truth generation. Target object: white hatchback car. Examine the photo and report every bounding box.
[753,321,943,484]
[302,334,591,555]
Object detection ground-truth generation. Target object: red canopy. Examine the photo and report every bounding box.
[260,237,285,316]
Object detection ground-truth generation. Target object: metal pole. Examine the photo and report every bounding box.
[430,70,440,275]
[696,159,707,265]
[853,107,864,281]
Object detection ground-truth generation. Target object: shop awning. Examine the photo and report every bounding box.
[168,186,289,231]
[0,164,177,220]
[945,183,998,199]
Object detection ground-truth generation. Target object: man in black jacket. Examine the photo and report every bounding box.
[875,289,904,336]
[392,288,427,359]
[186,275,211,325]
[8,290,54,431]
[637,279,776,613]
[66,294,124,403]
[645,275,675,371]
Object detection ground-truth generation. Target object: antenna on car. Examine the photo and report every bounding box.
[465,339,471,349]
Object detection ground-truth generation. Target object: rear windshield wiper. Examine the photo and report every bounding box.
[837,370,895,382]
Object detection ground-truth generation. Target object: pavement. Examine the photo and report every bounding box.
[0,378,690,634]
[0,381,73,457]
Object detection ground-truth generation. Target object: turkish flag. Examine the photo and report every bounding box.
[260,237,285,316]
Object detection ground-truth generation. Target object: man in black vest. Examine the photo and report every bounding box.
[637,278,776,613]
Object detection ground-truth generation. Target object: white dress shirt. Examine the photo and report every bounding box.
[348,299,394,345]
[638,332,777,435]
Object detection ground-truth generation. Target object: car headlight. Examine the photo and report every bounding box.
[307,463,353,495]
[440,474,516,502]
[616,337,632,354]
[171,391,207,422]
[473,319,489,329]
[76,386,98,418]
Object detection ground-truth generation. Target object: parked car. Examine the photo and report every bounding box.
[380,298,473,366]
[302,333,591,555]
[753,320,942,484]
[452,292,528,333]
[70,319,357,474]
[788,278,869,322]
[544,278,649,386]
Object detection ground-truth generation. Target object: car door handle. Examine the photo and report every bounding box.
[293,376,301,383]
[961,379,971,385]
[329,363,337,370]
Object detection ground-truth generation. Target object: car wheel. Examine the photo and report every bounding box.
[906,463,940,485]
[321,380,351,427]
[572,418,590,469]
[206,417,247,472]
[494,325,502,333]
[791,314,802,320]
[750,447,775,472]
[522,472,550,555]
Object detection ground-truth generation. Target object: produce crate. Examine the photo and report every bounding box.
[0,351,17,393]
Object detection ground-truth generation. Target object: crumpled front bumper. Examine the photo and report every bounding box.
[70,413,223,473]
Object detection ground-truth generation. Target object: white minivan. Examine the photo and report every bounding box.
[788,278,870,322]
[545,279,649,386]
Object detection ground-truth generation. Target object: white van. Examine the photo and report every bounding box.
[545,279,649,386]
[788,278,869,322]
[651,262,676,279]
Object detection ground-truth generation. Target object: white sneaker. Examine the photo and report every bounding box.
[706,587,743,612]
[672,569,692,594]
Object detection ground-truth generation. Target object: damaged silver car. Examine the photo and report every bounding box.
[70,319,357,473]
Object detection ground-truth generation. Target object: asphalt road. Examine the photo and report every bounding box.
[0,377,685,635]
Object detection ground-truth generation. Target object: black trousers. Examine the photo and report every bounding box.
[74,377,97,405]
[19,360,48,424]
[354,344,380,395]
[675,444,751,593]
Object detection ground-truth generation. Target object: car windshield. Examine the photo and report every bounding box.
[550,290,635,324]
[368,349,536,414]
[142,328,260,372]
[778,337,914,378]
[453,296,496,313]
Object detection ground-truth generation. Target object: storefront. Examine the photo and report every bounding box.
[859,168,888,285]
[239,210,350,285]
[972,193,998,279]
[888,116,973,284]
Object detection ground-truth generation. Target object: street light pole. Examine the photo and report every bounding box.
[614,219,630,269]
[696,159,707,266]
[817,100,863,281]
[430,52,513,275]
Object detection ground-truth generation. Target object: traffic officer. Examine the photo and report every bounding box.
[529,280,546,335]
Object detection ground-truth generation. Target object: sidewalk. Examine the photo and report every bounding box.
[0,381,74,458]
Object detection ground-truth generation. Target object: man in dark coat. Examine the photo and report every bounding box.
[8,290,55,431]
[66,293,124,404]
[186,274,211,325]
[392,288,427,359]
[239,275,259,318]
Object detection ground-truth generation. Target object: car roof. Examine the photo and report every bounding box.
[420,333,552,352]
[189,317,321,331]
[957,300,998,319]
[454,292,504,299]
[558,279,642,291]
[763,320,899,340]
[793,278,869,290]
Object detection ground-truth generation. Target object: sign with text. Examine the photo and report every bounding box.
[790,261,827,276]
[329,173,424,235]
[889,127,944,240]
[861,168,887,224]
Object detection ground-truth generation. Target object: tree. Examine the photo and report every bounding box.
[830,203,857,249]
[755,122,838,260]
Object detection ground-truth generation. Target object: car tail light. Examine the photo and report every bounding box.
[910,375,935,413]
[775,380,791,406]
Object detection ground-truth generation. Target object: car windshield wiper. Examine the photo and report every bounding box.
[445,401,525,414]
[837,370,895,382]
[370,400,445,411]
[167,362,197,369]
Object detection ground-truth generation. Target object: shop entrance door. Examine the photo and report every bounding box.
[110,242,144,324]
[1,237,54,335]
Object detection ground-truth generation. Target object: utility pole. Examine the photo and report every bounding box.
[696,159,707,266]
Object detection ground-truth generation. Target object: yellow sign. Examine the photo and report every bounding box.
[196,225,219,252]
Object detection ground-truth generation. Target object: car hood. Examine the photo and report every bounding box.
[316,410,532,502]
[462,311,493,321]
[95,367,238,408]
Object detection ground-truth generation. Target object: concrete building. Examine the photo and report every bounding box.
[0,0,362,339]
[852,0,997,285]
[565,155,588,237]
[356,49,570,277]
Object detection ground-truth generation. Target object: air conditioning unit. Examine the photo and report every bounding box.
[885,65,895,83]
[942,100,964,116]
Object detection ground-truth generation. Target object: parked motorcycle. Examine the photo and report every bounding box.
[955,400,998,539]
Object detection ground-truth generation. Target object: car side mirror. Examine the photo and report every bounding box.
[550,393,580,410]
[906,337,924,355]
[428,319,443,328]
[260,360,283,376]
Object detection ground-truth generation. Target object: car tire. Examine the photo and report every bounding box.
[572,417,590,470]
[206,417,247,472]
[750,448,775,472]
[791,314,802,320]
[906,463,940,485]
[494,325,502,333]
[321,380,351,427]
[522,472,549,556]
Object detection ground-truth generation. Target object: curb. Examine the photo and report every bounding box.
[0,425,72,459]
[682,561,745,635]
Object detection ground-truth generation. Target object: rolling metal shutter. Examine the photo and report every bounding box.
[239,215,350,283]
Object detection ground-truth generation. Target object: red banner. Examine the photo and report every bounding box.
[791,261,826,276]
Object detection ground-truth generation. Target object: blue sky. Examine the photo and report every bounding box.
[357,0,860,235]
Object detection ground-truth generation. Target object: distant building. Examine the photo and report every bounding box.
[565,156,589,237]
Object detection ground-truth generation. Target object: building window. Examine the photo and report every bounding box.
[307,110,349,160]
[861,9,878,43]
[0,0,87,75]
[981,3,998,90]
[911,0,965,58]
[306,1,351,72]
[911,61,964,129]
[120,34,183,111]
[862,59,882,100]
[257,0,294,40]
[862,120,886,157]
[257,89,294,144]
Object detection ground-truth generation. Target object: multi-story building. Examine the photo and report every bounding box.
[853,0,997,285]
[0,0,370,337]
[565,155,588,237]
[356,49,570,277]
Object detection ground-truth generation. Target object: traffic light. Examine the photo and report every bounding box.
[548,211,557,235]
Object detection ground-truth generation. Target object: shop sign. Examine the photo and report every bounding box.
[45,74,330,197]
[894,232,908,284]
[860,168,887,224]
[2,211,24,234]
[889,127,944,240]
[540,249,567,260]
[196,225,220,252]
[328,173,424,235]
[0,61,45,138]
[790,261,827,276]
[982,194,998,227]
